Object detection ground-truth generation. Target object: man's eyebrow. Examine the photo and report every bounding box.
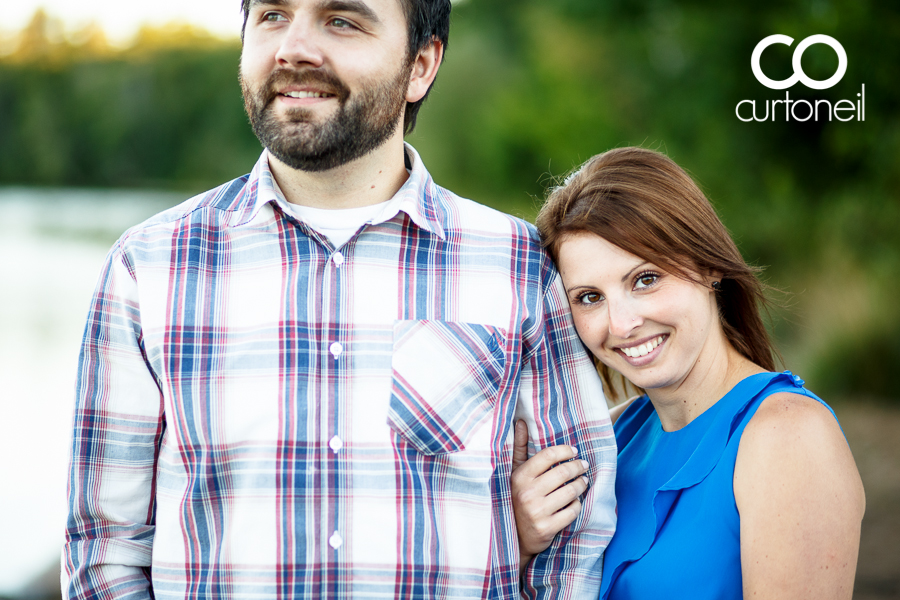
[248,0,381,24]
[248,0,289,8]
[317,0,381,24]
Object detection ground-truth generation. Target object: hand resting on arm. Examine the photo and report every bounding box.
[511,397,636,571]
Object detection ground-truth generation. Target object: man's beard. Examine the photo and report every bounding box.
[240,61,411,172]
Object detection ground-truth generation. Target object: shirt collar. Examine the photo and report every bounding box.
[230,144,446,240]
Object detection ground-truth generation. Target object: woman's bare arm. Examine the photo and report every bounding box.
[734,392,865,599]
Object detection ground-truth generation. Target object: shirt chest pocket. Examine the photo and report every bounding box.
[387,320,508,455]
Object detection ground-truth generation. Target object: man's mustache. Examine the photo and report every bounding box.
[259,68,351,106]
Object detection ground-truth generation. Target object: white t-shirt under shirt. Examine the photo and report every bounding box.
[278,189,407,249]
[282,201,389,248]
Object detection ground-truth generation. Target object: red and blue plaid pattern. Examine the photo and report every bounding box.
[63,146,616,599]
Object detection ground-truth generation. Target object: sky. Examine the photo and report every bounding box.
[5,1,246,43]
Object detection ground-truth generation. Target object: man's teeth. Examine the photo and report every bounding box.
[621,336,665,358]
[283,91,330,98]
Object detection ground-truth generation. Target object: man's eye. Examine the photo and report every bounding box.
[329,17,355,28]
[263,12,287,22]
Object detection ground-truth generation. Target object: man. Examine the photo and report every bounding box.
[63,0,616,597]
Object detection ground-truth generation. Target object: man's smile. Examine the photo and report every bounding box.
[280,90,336,99]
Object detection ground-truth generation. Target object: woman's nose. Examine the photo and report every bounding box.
[607,298,642,339]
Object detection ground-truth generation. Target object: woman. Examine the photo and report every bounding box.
[511,147,864,598]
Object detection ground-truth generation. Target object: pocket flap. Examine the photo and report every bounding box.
[388,320,507,455]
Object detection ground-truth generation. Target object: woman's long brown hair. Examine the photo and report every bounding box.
[536,147,777,401]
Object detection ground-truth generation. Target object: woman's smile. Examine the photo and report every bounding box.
[615,334,668,363]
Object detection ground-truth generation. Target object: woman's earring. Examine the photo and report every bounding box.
[711,281,722,291]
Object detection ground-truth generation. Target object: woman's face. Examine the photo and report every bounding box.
[556,232,723,395]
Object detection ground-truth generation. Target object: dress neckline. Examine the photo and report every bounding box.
[650,370,766,436]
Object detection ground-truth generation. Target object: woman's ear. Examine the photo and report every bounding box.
[704,270,724,291]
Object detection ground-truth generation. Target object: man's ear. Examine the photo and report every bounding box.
[406,39,444,103]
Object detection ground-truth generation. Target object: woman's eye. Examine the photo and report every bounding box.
[578,292,603,305]
[635,273,659,289]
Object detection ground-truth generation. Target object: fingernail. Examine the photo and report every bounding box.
[571,446,578,457]
[581,476,589,485]
[581,460,590,469]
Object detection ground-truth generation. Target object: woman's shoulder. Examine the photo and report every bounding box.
[741,389,845,456]
[724,370,834,436]
[734,387,865,517]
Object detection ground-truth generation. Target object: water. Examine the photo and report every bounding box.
[0,187,184,597]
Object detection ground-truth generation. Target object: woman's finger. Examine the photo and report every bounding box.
[514,466,589,519]
[516,455,589,499]
[542,497,584,537]
[512,420,530,472]
[520,473,589,519]
[514,444,581,480]
[518,497,584,556]
[542,475,589,515]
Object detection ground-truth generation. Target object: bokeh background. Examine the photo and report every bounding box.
[1,0,897,598]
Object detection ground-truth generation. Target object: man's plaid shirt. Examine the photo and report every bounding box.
[64,145,616,599]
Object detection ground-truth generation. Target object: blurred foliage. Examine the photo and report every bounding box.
[1,3,898,399]
[0,11,261,190]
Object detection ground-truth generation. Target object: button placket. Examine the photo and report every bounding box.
[320,246,347,560]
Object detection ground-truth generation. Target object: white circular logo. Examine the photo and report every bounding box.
[751,34,847,90]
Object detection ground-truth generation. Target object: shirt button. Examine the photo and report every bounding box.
[329,531,343,549]
[329,342,343,358]
[333,252,344,267]
[329,436,343,453]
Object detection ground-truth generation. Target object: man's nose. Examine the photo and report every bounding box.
[275,19,326,69]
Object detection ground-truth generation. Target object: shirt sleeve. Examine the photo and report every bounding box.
[516,256,618,599]
[62,241,164,599]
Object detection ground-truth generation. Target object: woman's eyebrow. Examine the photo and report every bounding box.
[565,285,593,295]
[622,262,650,283]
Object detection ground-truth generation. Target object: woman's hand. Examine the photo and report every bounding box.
[511,420,590,571]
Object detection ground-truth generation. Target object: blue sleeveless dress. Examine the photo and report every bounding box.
[600,371,838,600]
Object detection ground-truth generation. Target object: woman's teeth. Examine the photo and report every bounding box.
[621,335,665,358]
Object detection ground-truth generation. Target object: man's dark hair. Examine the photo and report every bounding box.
[240,0,451,135]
